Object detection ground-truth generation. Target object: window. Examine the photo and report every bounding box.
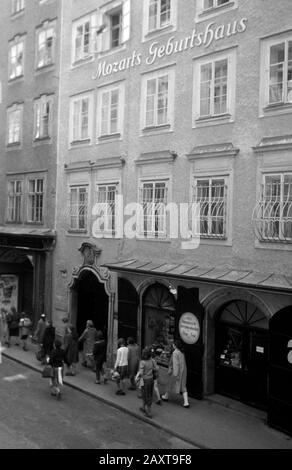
[139,181,168,237]
[141,68,175,130]
[27,178,44,223]
[36,22,55,69]
[96,0,131,53]
[193,178,227,238]
[193,49,236,125]
[260,33,292,114]
[97,83,124,138]
[34,95,52,139]
[7,180,22,223]
[72,14,96,63]
[203,0,230,10]
[69,186,88,231]
[7,104,22,145]
[70,93,92,144]
[148,0,171,31]
[253,174,292,242]
[12,0,24,15]
[9,38,24,79]
[95,184,118,234]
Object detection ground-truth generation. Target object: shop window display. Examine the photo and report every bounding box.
[143,283,176,367]
[219,327,242,369]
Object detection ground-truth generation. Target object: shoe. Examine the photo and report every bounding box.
[56,391,61,400]
[23,347,28,351]
[128,386,136,391]
[65,372,73,376]
[82,362,87,368]
[103,379,108,384]
[182,404,190,408]
[95,380,101,384]
[120,391,126,395]
[145,411,152,419]
[139,407,146,414]
[116,390,122,395]
[156,400,162,405]
[51,392,57,396]
[161,396,169,401]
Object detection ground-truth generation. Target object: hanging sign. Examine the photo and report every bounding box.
[179,312,200,345]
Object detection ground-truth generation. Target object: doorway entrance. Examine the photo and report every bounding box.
[76,270,109,340]
[215,300,269,410]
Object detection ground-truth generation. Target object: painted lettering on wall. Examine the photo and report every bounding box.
[93,17,248,80]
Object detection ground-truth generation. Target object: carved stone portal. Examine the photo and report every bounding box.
[78,242,102,266]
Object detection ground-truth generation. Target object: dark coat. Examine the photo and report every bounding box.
[49,348,66,368]
[64,331,79,366]
[93,339,106,367]
[42,326,55,356]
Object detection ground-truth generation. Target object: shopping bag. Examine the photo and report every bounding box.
[42,364,54,378]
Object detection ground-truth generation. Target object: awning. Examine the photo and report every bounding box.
[0,227,56,238]
[103,259,292,294]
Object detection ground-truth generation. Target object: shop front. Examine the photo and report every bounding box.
[0,228,56,325]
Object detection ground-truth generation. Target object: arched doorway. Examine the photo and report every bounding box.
[215,300,269,410]
[76,270,109,339]
[269,306,292,435]
[142,283,176,367]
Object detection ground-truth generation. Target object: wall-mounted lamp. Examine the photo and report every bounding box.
[60,269,67,278]
[168,285,177,296]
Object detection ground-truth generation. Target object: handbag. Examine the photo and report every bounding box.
[42,364,54,378]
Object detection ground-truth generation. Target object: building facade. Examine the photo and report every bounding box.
[51,0,292,435]
[0,0,61,325]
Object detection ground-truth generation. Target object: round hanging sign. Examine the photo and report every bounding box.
[179,312,200,345]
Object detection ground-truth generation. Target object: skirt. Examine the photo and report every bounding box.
[141,379,154,407]
[117,365,128,380]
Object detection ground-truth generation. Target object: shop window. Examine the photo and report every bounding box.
[253,173,292,243]
[142,283,176,367]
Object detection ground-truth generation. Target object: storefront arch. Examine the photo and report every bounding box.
[201,287,271,398]
[68,265,114,363]
[269,305,292,435]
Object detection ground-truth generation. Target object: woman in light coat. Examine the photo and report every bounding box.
[162,339,190,408]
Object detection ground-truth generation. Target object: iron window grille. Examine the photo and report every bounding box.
[94,185,118,235]
[69,187,88,231]
[253,175,292,242]
[192,179,227,239]
[139,182,168,238]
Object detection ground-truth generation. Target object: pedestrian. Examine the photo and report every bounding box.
[34,314,48,353]
[78,320,98,368]
[64,324,79,376]
[48,339,66,400]
[18,312,32,351]
[151,347,162,405]
[0,308,9,346]
[93,331,107,384]
[42,321,56,364]
[6,307,21,347]
[127,337,140,390]
[161,339,190,408]
[136,347,158,419]
[114,338,128,395]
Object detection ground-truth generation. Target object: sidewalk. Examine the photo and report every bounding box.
[2,343,292,449]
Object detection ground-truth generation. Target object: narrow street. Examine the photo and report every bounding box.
[0,357,196,450]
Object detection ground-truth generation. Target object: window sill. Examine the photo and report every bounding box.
[7,142,21,149]
[5,220,23,225]
[11,10,25,20]
[67,229,88,234]
[96,44,127,59]
[144,24,175,40]
[26,222,44,226]
[194,113,233,127]
[136,235,170,242]
[70,139,91,147]
[72,56,93,68]
[263,102,292,113]
[36,62,55,73]
[198,2,235,18]
[8,74,24,83]
[142,124,172,135]
[98,133,121,143]
[33,136,51,143]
